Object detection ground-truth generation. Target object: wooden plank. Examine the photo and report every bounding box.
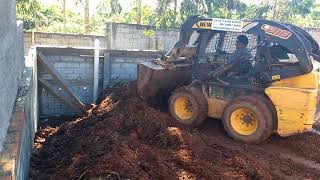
[37,51,86,112]
[39,79,84,115]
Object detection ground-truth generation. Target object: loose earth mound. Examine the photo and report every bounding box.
[30,82,320,180]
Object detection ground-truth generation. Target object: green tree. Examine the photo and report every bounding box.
[179,0,246,20]
[123,4,156,25]
[272,0,316,23]
[52,0,67,30]
[311,3,320,20]
[63,0,66,30]
[84,0,89,33]
[16,0,41,30]
[97,0,122,21]
[155,0,184,27]
[16,0,320,33]
[136,0,142,24]
[75,0,90,33]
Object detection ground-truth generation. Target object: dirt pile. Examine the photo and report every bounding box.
[30,82,320,180]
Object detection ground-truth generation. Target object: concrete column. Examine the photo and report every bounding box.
[103,53,111,90]
[93,39,100,103]
[32,30,35,45]
[110,22,116,49]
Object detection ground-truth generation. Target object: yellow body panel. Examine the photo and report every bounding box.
[207,98,228,119]
[271,71,318,89]
[265,71,319,137]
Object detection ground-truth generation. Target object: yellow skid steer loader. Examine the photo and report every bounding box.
[137,16,320,143]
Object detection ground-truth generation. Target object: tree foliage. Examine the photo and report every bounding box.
[16,0,320,34]
[16,0,41,29]
[97,0,122,21]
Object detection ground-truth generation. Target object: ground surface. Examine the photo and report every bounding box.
[30,82,320,180]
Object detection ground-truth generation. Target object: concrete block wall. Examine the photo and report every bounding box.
[0,65,38,180]
[0,1,37,179]
[38,48,104,116]
[24,24,180,56]
[37,48,163,117]
[0,0,24,151]
[106,22,180,51]
[24,32,108,55]
[110,57,151,82]
[305,28,320,43]
[103,50,164,88]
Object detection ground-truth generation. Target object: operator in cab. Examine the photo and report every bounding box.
[229,35,253,76]
[210,35,254,80]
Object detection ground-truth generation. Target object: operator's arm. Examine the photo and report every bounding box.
[210,49,251,78]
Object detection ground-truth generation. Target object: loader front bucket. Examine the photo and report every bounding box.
[137,62,193,100]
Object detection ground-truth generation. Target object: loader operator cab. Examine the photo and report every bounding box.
[193,27,309,87]
[137,16,320,144]
[214,34,254,81]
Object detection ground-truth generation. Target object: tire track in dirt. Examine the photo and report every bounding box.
[266,128,320,164]
[199,119,320,180]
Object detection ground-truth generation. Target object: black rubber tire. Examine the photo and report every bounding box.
[222,95,275,144]
[169,86,208,127]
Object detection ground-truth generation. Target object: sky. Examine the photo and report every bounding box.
[40,0,259,15]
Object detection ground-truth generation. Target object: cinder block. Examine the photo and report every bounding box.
[48,103,57,109]
[73,67,86,74]
[119,63,127,69]
[66,73,79,80]
[53,62,66,68]
[85,68,93,74]
[120,58,130,63]
[59,67,74,74]
[128,67,137,74]
[61,56,73,62]
[111,73,120,79]
[111,63,121,69]
[121,73,132,79]
[79,63,91,68]
[127,63,137,69]
[64,62,74,68]
[130,73,137,79]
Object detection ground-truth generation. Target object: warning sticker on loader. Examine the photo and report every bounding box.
[272,75,281,80]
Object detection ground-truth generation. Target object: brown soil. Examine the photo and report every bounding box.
[30,82,320,180]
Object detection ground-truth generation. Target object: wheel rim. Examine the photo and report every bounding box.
[230,108,258,136]
[174,96,193,120]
